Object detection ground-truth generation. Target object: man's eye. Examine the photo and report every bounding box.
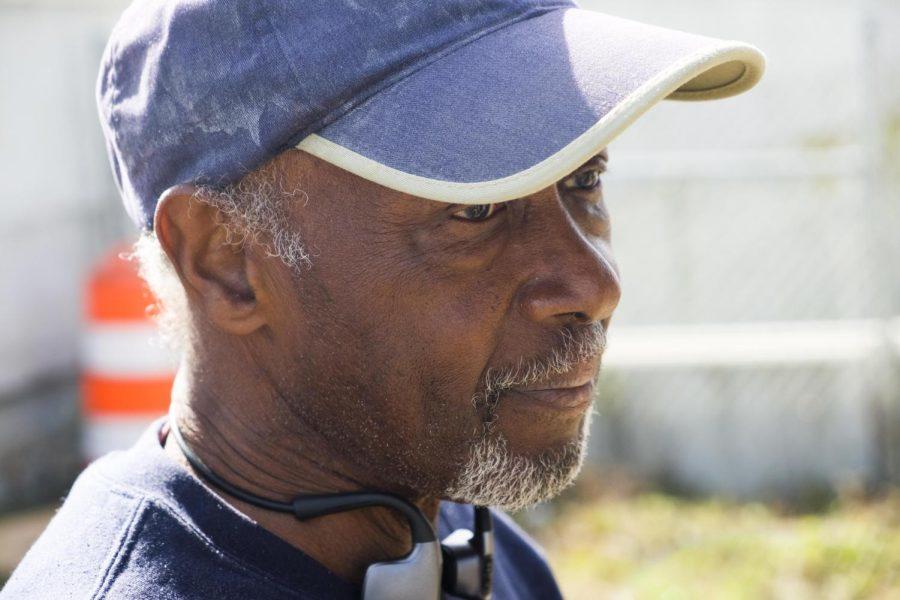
[562,168,603,191]
[452,203,505,222]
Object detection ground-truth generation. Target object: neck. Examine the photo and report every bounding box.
[163,360,441,585]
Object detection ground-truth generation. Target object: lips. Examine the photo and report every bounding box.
[503,361,600,413]
[503,381,596,413]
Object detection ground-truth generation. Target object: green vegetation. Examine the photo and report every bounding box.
[529,492,900,599]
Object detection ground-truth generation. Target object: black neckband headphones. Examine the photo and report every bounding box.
[168,421,494,600]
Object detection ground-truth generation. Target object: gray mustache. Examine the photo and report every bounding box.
[481,323,607,397]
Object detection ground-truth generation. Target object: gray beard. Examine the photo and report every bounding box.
[443,410,593,512]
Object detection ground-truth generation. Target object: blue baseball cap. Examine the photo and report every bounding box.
[97,0,765,230]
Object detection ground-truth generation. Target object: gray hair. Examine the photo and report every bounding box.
[131,163,310,350]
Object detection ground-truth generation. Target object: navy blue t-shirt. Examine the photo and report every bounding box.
[2,420,563,599]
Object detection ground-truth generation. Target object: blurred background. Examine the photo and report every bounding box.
[1,0,899,597]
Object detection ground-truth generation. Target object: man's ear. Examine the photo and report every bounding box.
[154,185,268,335]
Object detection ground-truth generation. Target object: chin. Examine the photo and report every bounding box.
[443,411,593,512]
[493,396,594,458]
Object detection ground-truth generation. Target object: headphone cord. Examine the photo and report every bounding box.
[167,418,437,544]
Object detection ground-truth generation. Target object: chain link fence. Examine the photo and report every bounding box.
[579,0,900,501]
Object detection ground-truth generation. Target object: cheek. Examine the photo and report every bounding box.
[286,256,490,430]
[277,211,517,475]
[333,227,512,408]
[353,276,513,458]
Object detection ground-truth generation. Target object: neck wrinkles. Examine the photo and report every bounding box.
[164,362,441,584]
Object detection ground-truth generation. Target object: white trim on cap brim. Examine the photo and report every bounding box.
[296,42,765,205]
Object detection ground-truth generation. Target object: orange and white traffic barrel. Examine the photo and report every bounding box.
[82,244,176,461]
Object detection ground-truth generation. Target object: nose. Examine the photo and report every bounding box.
[516,201,621,327]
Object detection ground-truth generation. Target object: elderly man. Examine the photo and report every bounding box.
[3,1,763,599]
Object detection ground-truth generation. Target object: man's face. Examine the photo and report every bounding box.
[257,149,620,508]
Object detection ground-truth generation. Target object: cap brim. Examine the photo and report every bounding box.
[297,8,765,204]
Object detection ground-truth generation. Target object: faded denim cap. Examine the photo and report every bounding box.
[97,0,765,230]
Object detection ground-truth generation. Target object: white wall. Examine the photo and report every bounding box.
[0,2,129,507]
[0,3,129,394]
